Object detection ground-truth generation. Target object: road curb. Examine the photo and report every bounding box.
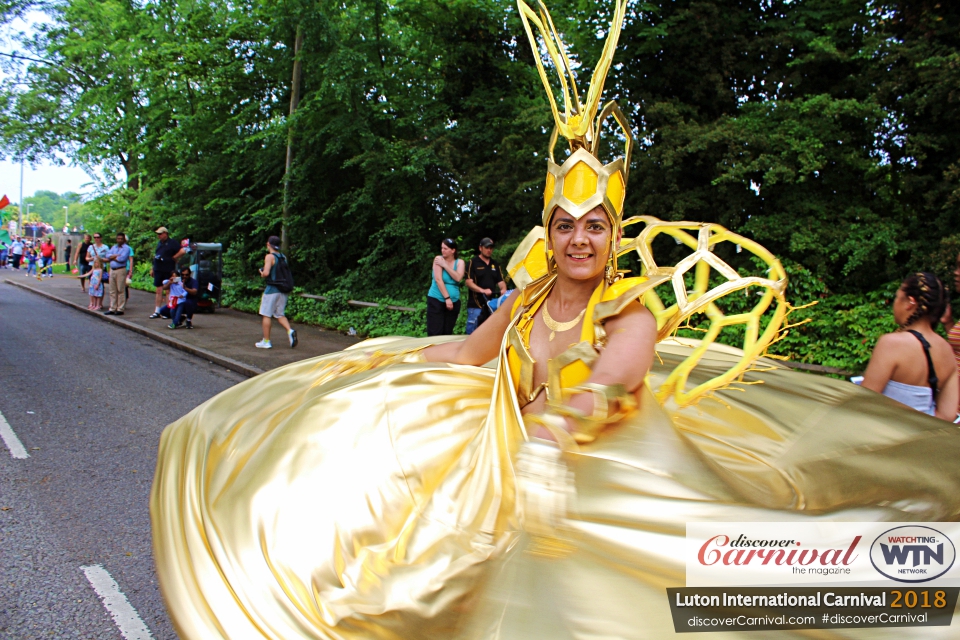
[5,280,264,378]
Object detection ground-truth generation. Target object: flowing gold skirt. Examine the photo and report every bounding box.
[151,337,960,639]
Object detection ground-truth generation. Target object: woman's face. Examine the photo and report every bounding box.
[84,234,91,242]
[549,205,613,282]
[893,286,915,326]
[440,242,455,259]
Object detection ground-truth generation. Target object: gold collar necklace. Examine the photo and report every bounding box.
[541,303,586,341]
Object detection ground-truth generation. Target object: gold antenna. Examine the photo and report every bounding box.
[517,0,629,151]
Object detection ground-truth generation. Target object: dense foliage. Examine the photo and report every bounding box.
[2,0,959,370]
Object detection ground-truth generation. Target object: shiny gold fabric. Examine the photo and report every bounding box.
[152,332,960,639]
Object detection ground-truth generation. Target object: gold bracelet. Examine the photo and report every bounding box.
[546,383,637,443]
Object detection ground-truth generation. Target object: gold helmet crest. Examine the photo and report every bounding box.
[518,0,633,280]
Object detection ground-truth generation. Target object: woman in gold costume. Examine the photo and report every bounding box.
[151,2,960,638]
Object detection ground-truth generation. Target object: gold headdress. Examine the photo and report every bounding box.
[518,0,632,282]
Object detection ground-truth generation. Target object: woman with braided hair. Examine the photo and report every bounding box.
[862,272,958,420]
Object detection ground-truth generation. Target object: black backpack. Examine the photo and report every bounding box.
[268,253,295,293]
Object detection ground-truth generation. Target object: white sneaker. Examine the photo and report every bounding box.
[255,339,272,349]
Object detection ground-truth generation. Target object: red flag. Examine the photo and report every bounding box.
[0,195,9,210]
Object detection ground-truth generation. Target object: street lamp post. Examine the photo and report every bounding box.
[18,160,23,236]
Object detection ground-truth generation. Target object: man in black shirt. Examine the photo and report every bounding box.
[464,237,506,334]
[149,226,186,319]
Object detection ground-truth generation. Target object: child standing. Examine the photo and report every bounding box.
[25,248,38,276]
[88,257,104,310]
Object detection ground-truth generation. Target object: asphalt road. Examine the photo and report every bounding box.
[0,284,246,638]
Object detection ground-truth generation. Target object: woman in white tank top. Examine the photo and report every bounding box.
[861,272,959,420]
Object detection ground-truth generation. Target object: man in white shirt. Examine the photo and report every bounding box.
[9,237,24,270]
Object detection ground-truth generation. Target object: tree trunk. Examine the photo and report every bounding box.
[281,24,304,254]
[119,152,140,191]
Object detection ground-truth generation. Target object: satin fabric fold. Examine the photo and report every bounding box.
[152,336,960,639]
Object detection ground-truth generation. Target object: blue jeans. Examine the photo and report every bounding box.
[41,256,53,275]
[26,262,36,275]
[466,307,484,335]
[167,300,197,325]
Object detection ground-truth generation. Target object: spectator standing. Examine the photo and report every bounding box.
[86,234,109,285]
[77,233,93,290]
[103,233,132,315]
[10,236,23,269]
[87,257,104,310]
[464,237,506,335]
[38,237,56,278]
[25,247,37,276]
[149,227,185,319]
[124,234,134,302]
[426,238,465,336]
[255,236,297,349]
[64,238,72,270]
[0,241,7,268]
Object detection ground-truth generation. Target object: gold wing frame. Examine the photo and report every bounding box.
[618,216,788,406]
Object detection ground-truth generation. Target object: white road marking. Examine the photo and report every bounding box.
[81,565,155,640]
[0,410,29,459]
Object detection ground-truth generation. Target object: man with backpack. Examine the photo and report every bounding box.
[256,235,297,349]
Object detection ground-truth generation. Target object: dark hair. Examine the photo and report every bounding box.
[901,272,946,329]
[267,235,281,250]
[442,237,457,257]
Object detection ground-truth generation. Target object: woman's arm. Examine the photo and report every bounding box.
[432,259,451,300]
[936,366,959,421]
[580,301,655,391]
[424,289,521,364]
[861,333,898,393]
[559,302,656,423]
[435,258,464,283]
[450,259,465,282]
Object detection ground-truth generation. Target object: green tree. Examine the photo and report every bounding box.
[3,0,960,370]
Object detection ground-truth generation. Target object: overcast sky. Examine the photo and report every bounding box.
[1,10,103,201]
[0,159,98,201]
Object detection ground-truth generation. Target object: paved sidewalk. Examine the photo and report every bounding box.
[1,270,359,376]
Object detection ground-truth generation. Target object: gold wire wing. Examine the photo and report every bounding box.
[618,216,788,406]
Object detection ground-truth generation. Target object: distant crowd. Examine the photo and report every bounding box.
[2,228,200,330]
[1,236,59,278]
